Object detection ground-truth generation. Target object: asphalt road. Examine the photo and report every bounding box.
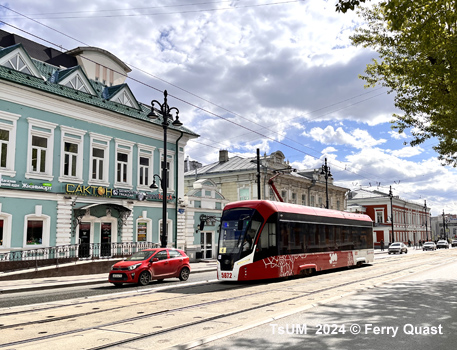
[194,259,457,350]
[0,270,218,308]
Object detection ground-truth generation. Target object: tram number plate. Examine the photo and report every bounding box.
[112,274,123,278]
[221,272,232,279]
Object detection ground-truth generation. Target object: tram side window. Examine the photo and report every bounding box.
[353,227,371,249]
[254,214,278,261]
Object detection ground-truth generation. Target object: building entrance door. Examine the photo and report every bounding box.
[200,231,213,259]
[101,222,112,257]
[79,222,91,258]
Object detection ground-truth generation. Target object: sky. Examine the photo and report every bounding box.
[1,0,455,216]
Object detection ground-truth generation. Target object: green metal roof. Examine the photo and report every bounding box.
[0,45,199,137]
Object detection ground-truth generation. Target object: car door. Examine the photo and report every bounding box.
[151,250,170,278]
[167,250,184,276]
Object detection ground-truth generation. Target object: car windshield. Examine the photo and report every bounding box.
[390,243,400,247]
[126,250,156,261]
[424,242,433,245]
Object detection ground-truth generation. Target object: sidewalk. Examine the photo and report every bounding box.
[0,261,218,295]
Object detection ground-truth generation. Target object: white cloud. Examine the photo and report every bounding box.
[304,125,386,149]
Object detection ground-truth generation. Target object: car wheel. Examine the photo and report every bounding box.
[179,267,190,281]
[112,283,123,287]
[405,250,408,254]
[138,271,150,286]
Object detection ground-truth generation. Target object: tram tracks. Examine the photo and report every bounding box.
[1,251,456,349]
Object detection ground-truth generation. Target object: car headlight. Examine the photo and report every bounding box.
[128,263,142,271]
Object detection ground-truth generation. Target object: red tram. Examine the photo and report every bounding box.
[217,200,374,281]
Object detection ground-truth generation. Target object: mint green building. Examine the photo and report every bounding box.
[0,30,198,256]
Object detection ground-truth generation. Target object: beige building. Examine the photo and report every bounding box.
[184,150,349,211]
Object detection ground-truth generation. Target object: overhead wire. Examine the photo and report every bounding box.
[0,4,443,198]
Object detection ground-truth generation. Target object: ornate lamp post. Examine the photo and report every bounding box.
[424,200,428,241]
[148,90,182,248]
[320,158,332,209]
[389,186,395,243]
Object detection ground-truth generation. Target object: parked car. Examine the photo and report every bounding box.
[388,242,408,254]
[452,240,457,247]
[436,240,449,249]
[109,248,191,286]
[422,242,436,251]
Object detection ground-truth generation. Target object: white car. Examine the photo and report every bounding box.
[436,240,449,249]
[422,242,436,251]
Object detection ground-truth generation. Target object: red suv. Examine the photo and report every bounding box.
[109,248,191,286]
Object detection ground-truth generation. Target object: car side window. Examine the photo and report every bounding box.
[168,250,182,258]
[155,251,168,260]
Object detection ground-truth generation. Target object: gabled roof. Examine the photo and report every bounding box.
[0,43,43,79]
[102,84,140,109]
[51,66,96,95]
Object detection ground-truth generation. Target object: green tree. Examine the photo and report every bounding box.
[346,1,457,166]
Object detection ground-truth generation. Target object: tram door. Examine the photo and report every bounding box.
[200,232,213,259]
[101,222,112,257]
[79,223,91,258]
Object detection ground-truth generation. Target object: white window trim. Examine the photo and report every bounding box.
[25,118,57,181]
[88,133,111,187]
[137,143,155,191]
[59,126,86,184]
[136,217,152,242]
[0,206,12,248]
[23,207,51,248]
[159,149,175,193]
[375,208,385,223]
[0,111,19,177]
[114,138,135,189]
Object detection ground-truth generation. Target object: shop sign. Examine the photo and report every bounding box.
[0,178,52,191]
[0,178,20,189]
[65,184,113,197]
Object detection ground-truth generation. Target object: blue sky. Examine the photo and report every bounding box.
[1,0,456,215]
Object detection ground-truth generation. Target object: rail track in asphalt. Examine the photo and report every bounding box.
[1,250,455,350]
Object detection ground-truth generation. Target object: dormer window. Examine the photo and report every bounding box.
[65,74,89,93]
[3,53,33,75]
[115,91,134,108]
[0,44,42,78]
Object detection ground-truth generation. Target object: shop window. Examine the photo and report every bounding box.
[26,220,43,245]
[0,219,3,246]
[137,222,147,242]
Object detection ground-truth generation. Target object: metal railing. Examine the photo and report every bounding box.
[0,242,159,272]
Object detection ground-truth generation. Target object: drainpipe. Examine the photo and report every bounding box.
[174,131,184,248]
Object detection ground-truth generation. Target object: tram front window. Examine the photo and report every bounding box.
[218,208,263,270]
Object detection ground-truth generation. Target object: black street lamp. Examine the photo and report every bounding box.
[442,209,448,241]
[389,186,395,244]
[148,90,182,248]
[424,200,428,241]
[320,158,332,209]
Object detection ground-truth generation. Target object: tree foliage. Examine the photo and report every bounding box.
[345,0,457,166]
